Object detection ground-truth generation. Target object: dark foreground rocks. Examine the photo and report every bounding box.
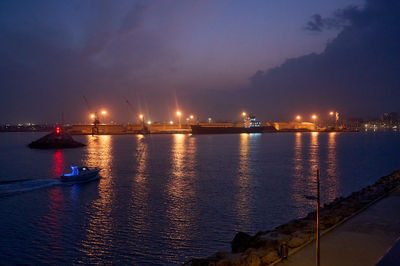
[28,131,86,149]
[189,171,400,266]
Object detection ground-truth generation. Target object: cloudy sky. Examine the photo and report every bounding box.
[1,0,398,124]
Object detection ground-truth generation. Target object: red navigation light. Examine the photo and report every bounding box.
[56,126,61,135]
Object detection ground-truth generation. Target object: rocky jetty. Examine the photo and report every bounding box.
[28,129,85,149]
[190,171,400,266]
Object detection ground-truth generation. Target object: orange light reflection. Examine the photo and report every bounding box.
[236,133,251,230]
[80,135,113,258]
[165,134,197,247]
[326,132,339,202]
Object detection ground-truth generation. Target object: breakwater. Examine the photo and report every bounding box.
[189,170,400,266]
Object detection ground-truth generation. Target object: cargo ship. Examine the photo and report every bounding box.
[191,114,276,134]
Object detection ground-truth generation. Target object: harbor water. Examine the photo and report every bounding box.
[0,132,399,264]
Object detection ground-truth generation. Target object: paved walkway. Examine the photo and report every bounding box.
[276,189,400,266]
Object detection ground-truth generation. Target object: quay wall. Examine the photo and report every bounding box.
[66,122,318,135]
[189,170,400,266]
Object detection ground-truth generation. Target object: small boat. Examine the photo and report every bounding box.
[61,165,101,182]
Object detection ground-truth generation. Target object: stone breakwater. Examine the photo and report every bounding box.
[189,170,400,266]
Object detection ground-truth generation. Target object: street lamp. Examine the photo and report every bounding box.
[296,115,301,121]
[312,115,318,131]
[139,114,145,129]
[101,110,107,115]
[177,111,182,128]
[242,112,247,117]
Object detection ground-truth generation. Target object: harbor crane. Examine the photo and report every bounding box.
[83,95,99,135]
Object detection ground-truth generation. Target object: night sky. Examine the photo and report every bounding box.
[1,0,398,124]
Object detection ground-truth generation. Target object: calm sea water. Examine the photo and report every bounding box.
[0,132,399,264]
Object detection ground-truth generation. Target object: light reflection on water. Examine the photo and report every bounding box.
[80,135,113,261]
[326,132,339,202]
[292,132,304,207]
[131,134,149,235]
[52,149,65,177]
[236,133,251,230]
[165,134,197,255]
[1,132,400,265]
[308,132,320,196]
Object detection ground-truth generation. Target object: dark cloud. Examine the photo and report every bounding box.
[306,14,325,32]
[305,5,360,32]
[244,0,400,119]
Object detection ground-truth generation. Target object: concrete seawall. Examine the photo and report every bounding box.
[188,170,400,266]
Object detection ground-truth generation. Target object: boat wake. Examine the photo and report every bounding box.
[0,178,62,197]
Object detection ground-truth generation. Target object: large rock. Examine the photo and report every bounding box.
[28,130,85,149]
[231,232,252,253]
[260,250,279,264]
[287,237,307,248]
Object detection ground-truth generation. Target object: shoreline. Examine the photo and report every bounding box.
[0,130,359,135]
[189,170,400,266]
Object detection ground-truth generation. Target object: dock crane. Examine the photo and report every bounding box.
[83,95,99,135]
[125,99,149,134]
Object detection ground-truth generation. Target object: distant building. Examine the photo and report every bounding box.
[382,112,399,125]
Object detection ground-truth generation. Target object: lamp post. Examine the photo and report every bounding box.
[329,111,334,128]
[335,112,339,128]
[242,112,247,126]
[316,169,321,266]
[177,111,182,129]
[139,114,145,130]
[304,169,321,266]
[296,115,302,121]
[312,115,318,131]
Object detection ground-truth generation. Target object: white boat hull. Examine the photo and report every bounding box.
[60,169,101,182]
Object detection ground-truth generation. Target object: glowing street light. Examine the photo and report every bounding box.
[176,110,182,128]
[312,115,318,131]
[90,114,95,119]
[147,121,152,125]
[169,121,174,125]
[101,110,107,115]
[242,112,247,117]
[329,111,334,116]
[190,115,194,120]
[296,115,301,121]
[138,114,145,129]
